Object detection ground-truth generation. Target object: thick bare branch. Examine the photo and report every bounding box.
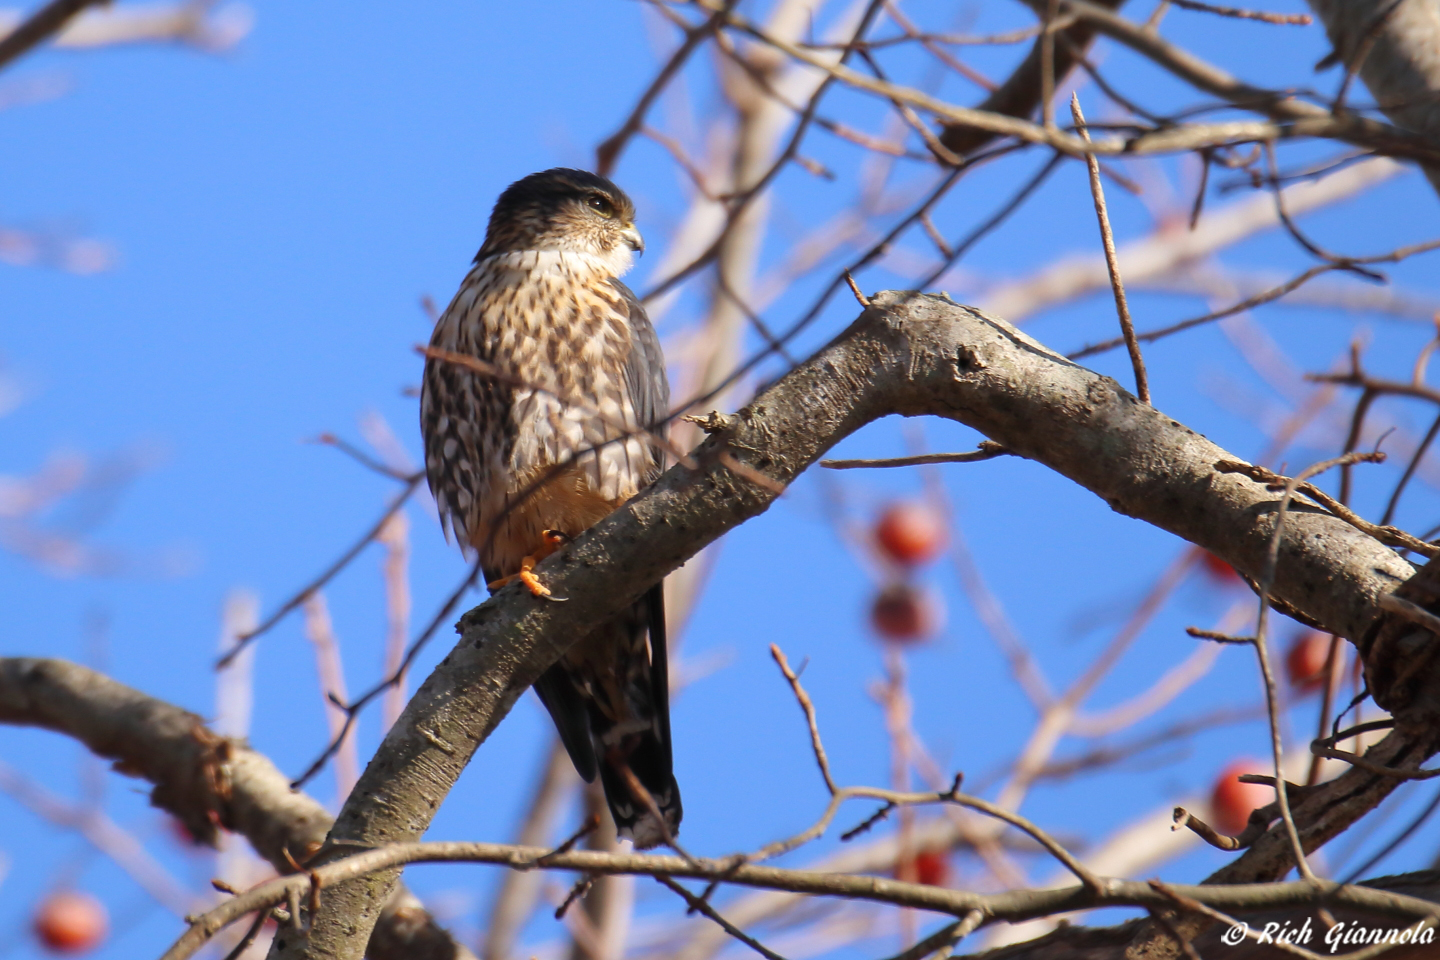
[271,290,1440,958]
[0,657,475,960]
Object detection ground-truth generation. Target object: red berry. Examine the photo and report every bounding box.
[1286,631,1334,694]
[1209,760,1274,835]
[910,849,949,886]
[34,891,107,954]
[870,583,942,644]
[1201,551,1242,585]
[875,502,947,567]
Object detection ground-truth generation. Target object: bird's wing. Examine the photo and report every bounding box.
[610,278,671,484]
[420,270,514,553]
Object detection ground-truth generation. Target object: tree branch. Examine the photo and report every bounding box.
[271,290,1440,958]
[1308,0,1440,195]
[174,839,1440,960]
[0,0,102,71]
[937,0,1127,156]
[710,2,1440,165]
[0,657,475,960]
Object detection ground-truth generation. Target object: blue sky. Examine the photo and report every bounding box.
[3,2,1440,958]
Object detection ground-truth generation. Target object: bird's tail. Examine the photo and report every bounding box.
[533,583,682,849]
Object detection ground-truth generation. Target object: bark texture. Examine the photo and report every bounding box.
[0,657,475,960]
[273,291,1440,959]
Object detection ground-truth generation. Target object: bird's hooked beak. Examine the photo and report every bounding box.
[621,223,645,256]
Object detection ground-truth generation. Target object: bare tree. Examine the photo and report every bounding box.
[6,2,1440,960]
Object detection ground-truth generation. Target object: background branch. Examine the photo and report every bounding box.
[0,657,476,960]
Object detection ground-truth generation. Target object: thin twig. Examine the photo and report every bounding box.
[217,474,423,667]
[1185,626,1255,644]
[840,802,896,841]
[1214,457,1437,557]
[378,513,411,731]
[802,25,1046,50]
[534,813,601,867]
[1307,633,1345,786]
[1331,0,1406,114]
[1169,0,1311,25]
[1342,782,1440,883]
[717,449,787,495]
[1173,807,1246,850]
[882,1,996,92]
[916,151,1065,290]
[854,47,966,165]
[1383,410,1440,526]
[595,1,731,174]
[1189,149,1212,228]
[219,911,268,960]
[1253,453,1371,884]
[1262,142,1385,281]
[289,560,483,789]
[655,876,790,960]
[1071,264,1340,358]
[843,270,870,307]
[1040,0,1059,131]
[553,875,594,920]
[1070,95,1148,403]
[301,594,358,803]
[821,442,1010,470]
[641,125,720,200]
[310,433,418,483]
[771,644,836,794]
[609,753,701,865]
[880,910,985,960]
[1309,744,1440,781]
[638,0,889,303]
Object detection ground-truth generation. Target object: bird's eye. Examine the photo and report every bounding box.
[586,194,616,218]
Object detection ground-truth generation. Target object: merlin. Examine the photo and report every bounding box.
[420,168,680,847]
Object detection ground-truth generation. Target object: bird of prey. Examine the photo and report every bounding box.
[420,168,680,848]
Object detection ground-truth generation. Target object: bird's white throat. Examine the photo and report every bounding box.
[484,247,633,280]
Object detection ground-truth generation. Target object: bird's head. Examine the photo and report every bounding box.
[478,168,643,276]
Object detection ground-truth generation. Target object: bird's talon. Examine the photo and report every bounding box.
[519,569,552,598]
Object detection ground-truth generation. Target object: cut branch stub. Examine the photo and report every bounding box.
[277,291,1431,959]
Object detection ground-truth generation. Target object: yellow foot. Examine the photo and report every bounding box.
[487,562,551,597]
[517,568,551,598]
[487,530,570,598]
